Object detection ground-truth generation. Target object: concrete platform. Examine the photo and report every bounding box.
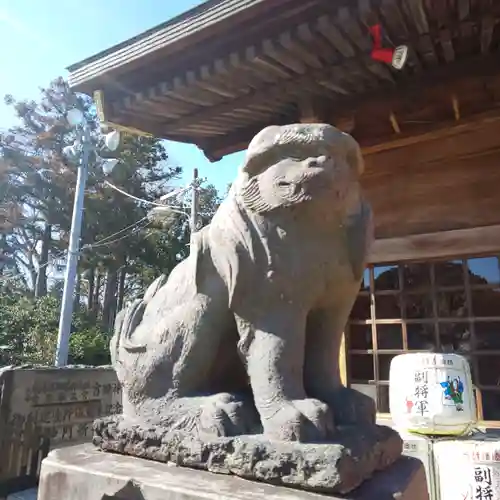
[6,489,38,500]
[38,443,429,500]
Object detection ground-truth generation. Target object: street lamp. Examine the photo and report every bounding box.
[104,130,120,152]
[54,109,121,367]
[66,108,84,128]
[101,158,119,175]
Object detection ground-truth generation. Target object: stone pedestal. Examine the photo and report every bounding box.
[38,444,429,500]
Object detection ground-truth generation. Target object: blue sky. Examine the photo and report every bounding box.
[0,0,244,193]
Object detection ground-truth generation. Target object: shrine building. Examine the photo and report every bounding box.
[67,0,500,425]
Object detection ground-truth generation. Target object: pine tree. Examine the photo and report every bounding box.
[0,76,223,337]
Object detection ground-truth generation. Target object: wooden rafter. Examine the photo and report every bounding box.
[117,50,500,135]
[389,113,400,134]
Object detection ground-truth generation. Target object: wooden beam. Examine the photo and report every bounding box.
[205,105,500,160]
[368,225,500,264]
[316,14,355,58]
[337,6,371,52]
[279,30,323,69]
[361,108,500,156]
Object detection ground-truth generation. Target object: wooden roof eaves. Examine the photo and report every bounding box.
[100,50,500,160]
[203,107,500,161]
[67,0,300,91]
[118,52,500,137]
[118,60,354,135]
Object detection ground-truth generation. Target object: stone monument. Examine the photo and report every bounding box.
[39,124,428,499]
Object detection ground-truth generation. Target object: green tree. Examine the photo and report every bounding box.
[0,76,223,363]
[0,292,110,365]
[0,78,182,324]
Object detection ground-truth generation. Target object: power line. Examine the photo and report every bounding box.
[104,181,191,207]
[83,220,152,249]
[0,216,152,284]
[82,216,149,247]
[1,175,198,286]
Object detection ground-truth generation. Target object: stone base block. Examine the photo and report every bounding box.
[38,443,429,500]
[94,417,403,494]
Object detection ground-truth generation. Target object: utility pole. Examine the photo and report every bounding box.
[54,123,90,367]
[190,168,199,245]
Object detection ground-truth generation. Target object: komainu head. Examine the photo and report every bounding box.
[233,123,364,215]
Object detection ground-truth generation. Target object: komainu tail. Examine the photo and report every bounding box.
[110,274,168,371]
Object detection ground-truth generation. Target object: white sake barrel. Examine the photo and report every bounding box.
[434,435,500,500]
[389,353,476,435]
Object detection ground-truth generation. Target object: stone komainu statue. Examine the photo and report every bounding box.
[111,123,375,442]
